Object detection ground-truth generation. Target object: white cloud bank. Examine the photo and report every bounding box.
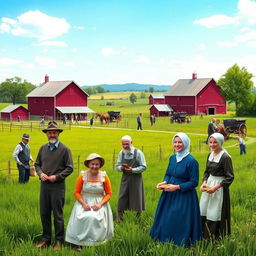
[0,10,70,40]
[193,14,239,28]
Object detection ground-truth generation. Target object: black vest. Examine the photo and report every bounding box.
[18,142,30,163]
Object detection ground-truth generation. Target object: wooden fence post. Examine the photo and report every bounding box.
[199,140,201,152]
[8,160,11,183]
[31,122,33,131]
[141,145,144,152]
[10,122,12,132]
[159,144,162,160]
[112,149,116,170]
[77,155,80,175]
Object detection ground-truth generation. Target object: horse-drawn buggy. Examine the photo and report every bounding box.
[170,112,192,123]
[216,119,247,139]
[108,111,121,122]
[96,111,121,124]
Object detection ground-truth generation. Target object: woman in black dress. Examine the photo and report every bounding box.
[200,132,234,240]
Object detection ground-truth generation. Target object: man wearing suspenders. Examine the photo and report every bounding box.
[116,135,147,222]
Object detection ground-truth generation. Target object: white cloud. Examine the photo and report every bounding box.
[37,41,68,47]
[0,10,70,40]
[238,0,256,25]
[135,55,150,63]
[0,57,23,66]
[246,41,256,47]
[240,26,251,31]
[35,56,56,68]
[193,14,239,28]
[72,48,78,53]
[235,30,256,42]
[0,23,10,33]
[217,41,238,47]
[199,43,206,50]
[63,61,75,67]
[74,25,85,30]
[101,47,120,57]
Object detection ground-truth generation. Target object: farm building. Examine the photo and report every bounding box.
[149,104,173,117]
[0,105,29,121]
[164,73,226,115]
[27,75,94,120]
[149,94,165,105]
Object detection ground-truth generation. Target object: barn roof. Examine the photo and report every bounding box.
[150,104,173,112]
[56,106,94,114]
[165,78,213,96]
[0,105,28,113]
[150,94,165,99]
[27,81,89,97]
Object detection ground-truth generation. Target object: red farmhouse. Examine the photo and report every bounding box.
[27,75,94,120]
[0,105,29,121]
[164,73,226,115]
[149,94,165,105]
[149,104,173,117]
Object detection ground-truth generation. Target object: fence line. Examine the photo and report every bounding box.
[0,121,72,132]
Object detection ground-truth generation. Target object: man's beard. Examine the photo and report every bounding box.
[49,138,57,144]
[123,148,131,154]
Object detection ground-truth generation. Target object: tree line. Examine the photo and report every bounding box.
[0,77,36,104]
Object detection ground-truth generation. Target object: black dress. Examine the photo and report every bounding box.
[200,152,234,240]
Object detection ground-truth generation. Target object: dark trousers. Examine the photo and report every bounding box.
[137,122,142,130]
[240,144,246,155]
[40,182,65,242]
[17,163,30,183]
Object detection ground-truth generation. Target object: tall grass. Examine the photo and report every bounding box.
[0,125,256,255]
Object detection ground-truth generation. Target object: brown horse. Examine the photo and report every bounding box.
[95,113,110,124]
[215,124,228,140]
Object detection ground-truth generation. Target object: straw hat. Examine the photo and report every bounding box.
[84,153,105,168]
[42,121,63,133]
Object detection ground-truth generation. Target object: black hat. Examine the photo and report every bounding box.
[42,121,63,133]
[21,133,30,140]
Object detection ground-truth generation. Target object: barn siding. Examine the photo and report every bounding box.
[56,83,87,107]
[165,96,195,114]
[28,97,55,118]
[196,81,226,114]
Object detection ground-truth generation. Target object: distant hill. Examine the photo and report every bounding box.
[82,83,170,92]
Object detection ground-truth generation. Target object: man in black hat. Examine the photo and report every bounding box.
[35,121,73,250]
[13,133,34,183]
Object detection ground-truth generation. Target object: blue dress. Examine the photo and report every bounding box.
[150,154,202,247]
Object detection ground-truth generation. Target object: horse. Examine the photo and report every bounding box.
[215,124,228,140]
[95,113,110,124]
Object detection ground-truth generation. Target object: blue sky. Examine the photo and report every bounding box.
[0,0,256,86]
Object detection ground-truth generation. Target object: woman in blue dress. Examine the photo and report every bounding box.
[150,132,202,247]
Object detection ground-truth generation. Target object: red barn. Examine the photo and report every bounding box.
[0,105,29,121]
[27,75,94,120]
[149,94,165,105]
[164,73,226,115]
[149,104,173,117]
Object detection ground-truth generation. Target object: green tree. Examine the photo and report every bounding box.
[149,87,154,93]
[140,92,146,99]
[84,87,97,95]
[129,93,137,104]
[218,64,254,115]
[0,77,36,104]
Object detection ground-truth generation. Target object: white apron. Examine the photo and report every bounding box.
[65,171,114,246]
[200,175,225,221]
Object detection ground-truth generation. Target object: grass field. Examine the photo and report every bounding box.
[0,96,256,255]
[0,127,256,255]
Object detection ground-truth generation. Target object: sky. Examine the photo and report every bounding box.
[0,0,256,86]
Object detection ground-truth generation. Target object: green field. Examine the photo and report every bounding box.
[0,97,256,256]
